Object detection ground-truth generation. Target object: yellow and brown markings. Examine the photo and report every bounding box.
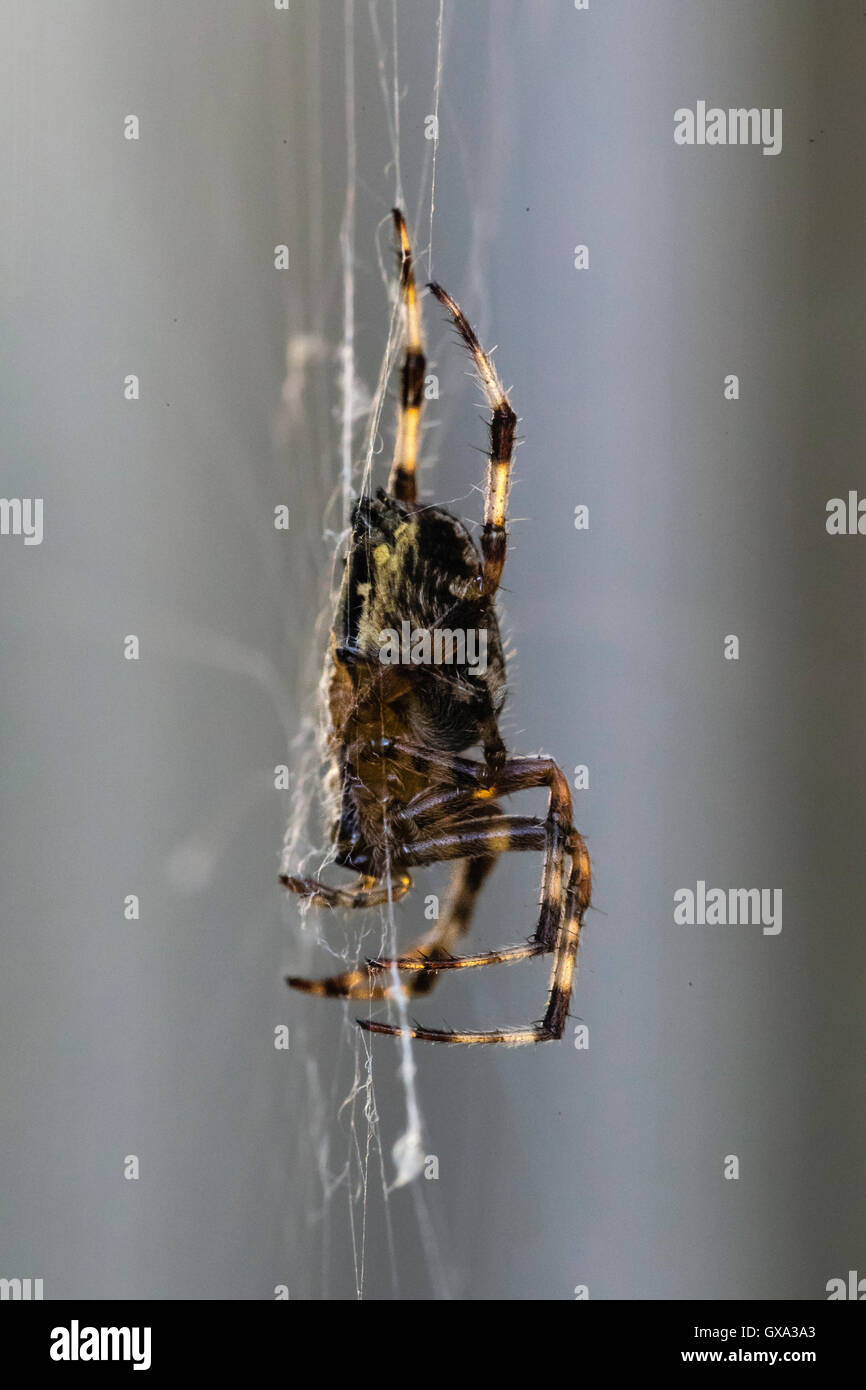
[427,282,516,595]
[388,209,426,505]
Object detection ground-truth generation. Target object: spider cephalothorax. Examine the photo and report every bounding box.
[282,210,591,1045]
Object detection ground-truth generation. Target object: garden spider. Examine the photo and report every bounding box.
[282,210,591,1044]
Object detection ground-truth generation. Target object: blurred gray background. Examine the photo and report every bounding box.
[1,0,864,1300]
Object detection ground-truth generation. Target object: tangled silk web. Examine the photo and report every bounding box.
[279,0,452,1297]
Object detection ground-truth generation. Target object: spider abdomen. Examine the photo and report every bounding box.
[329,488,507,758]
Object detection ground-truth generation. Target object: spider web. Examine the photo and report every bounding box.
[275,0,523,1300]
[276,0,452,1300]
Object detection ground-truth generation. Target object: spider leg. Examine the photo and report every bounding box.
[374,756,573,973]
[286,858,495,1002]
[359,829,591,1046]
[354,817,547,1004]
[282,873,411,999]
[427,282,516,595]
[368,942,545,973]
[375,854,497,998]
[386,209,425,505]
[280,871,411,910]
[285,747,589,1036]
[394,815,546,862]
[359,1020,546,1046]
[540,829,592,1038]
[398,753,571,937]
[287,964,392,1000]
[359,750,588,1043]
[284,817,551,1008]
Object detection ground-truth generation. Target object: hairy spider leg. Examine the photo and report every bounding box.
[386,209,426,505]
[281,871,412,910]
[426,282,516,595]
[372,854,498,997]
[285,857,495,1002]
[283,742,489,997]
[359,826,591,1046]
[285,747,582,1024]
[369,755,573,975]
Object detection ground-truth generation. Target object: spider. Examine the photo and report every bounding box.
[282,209,591,1045]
